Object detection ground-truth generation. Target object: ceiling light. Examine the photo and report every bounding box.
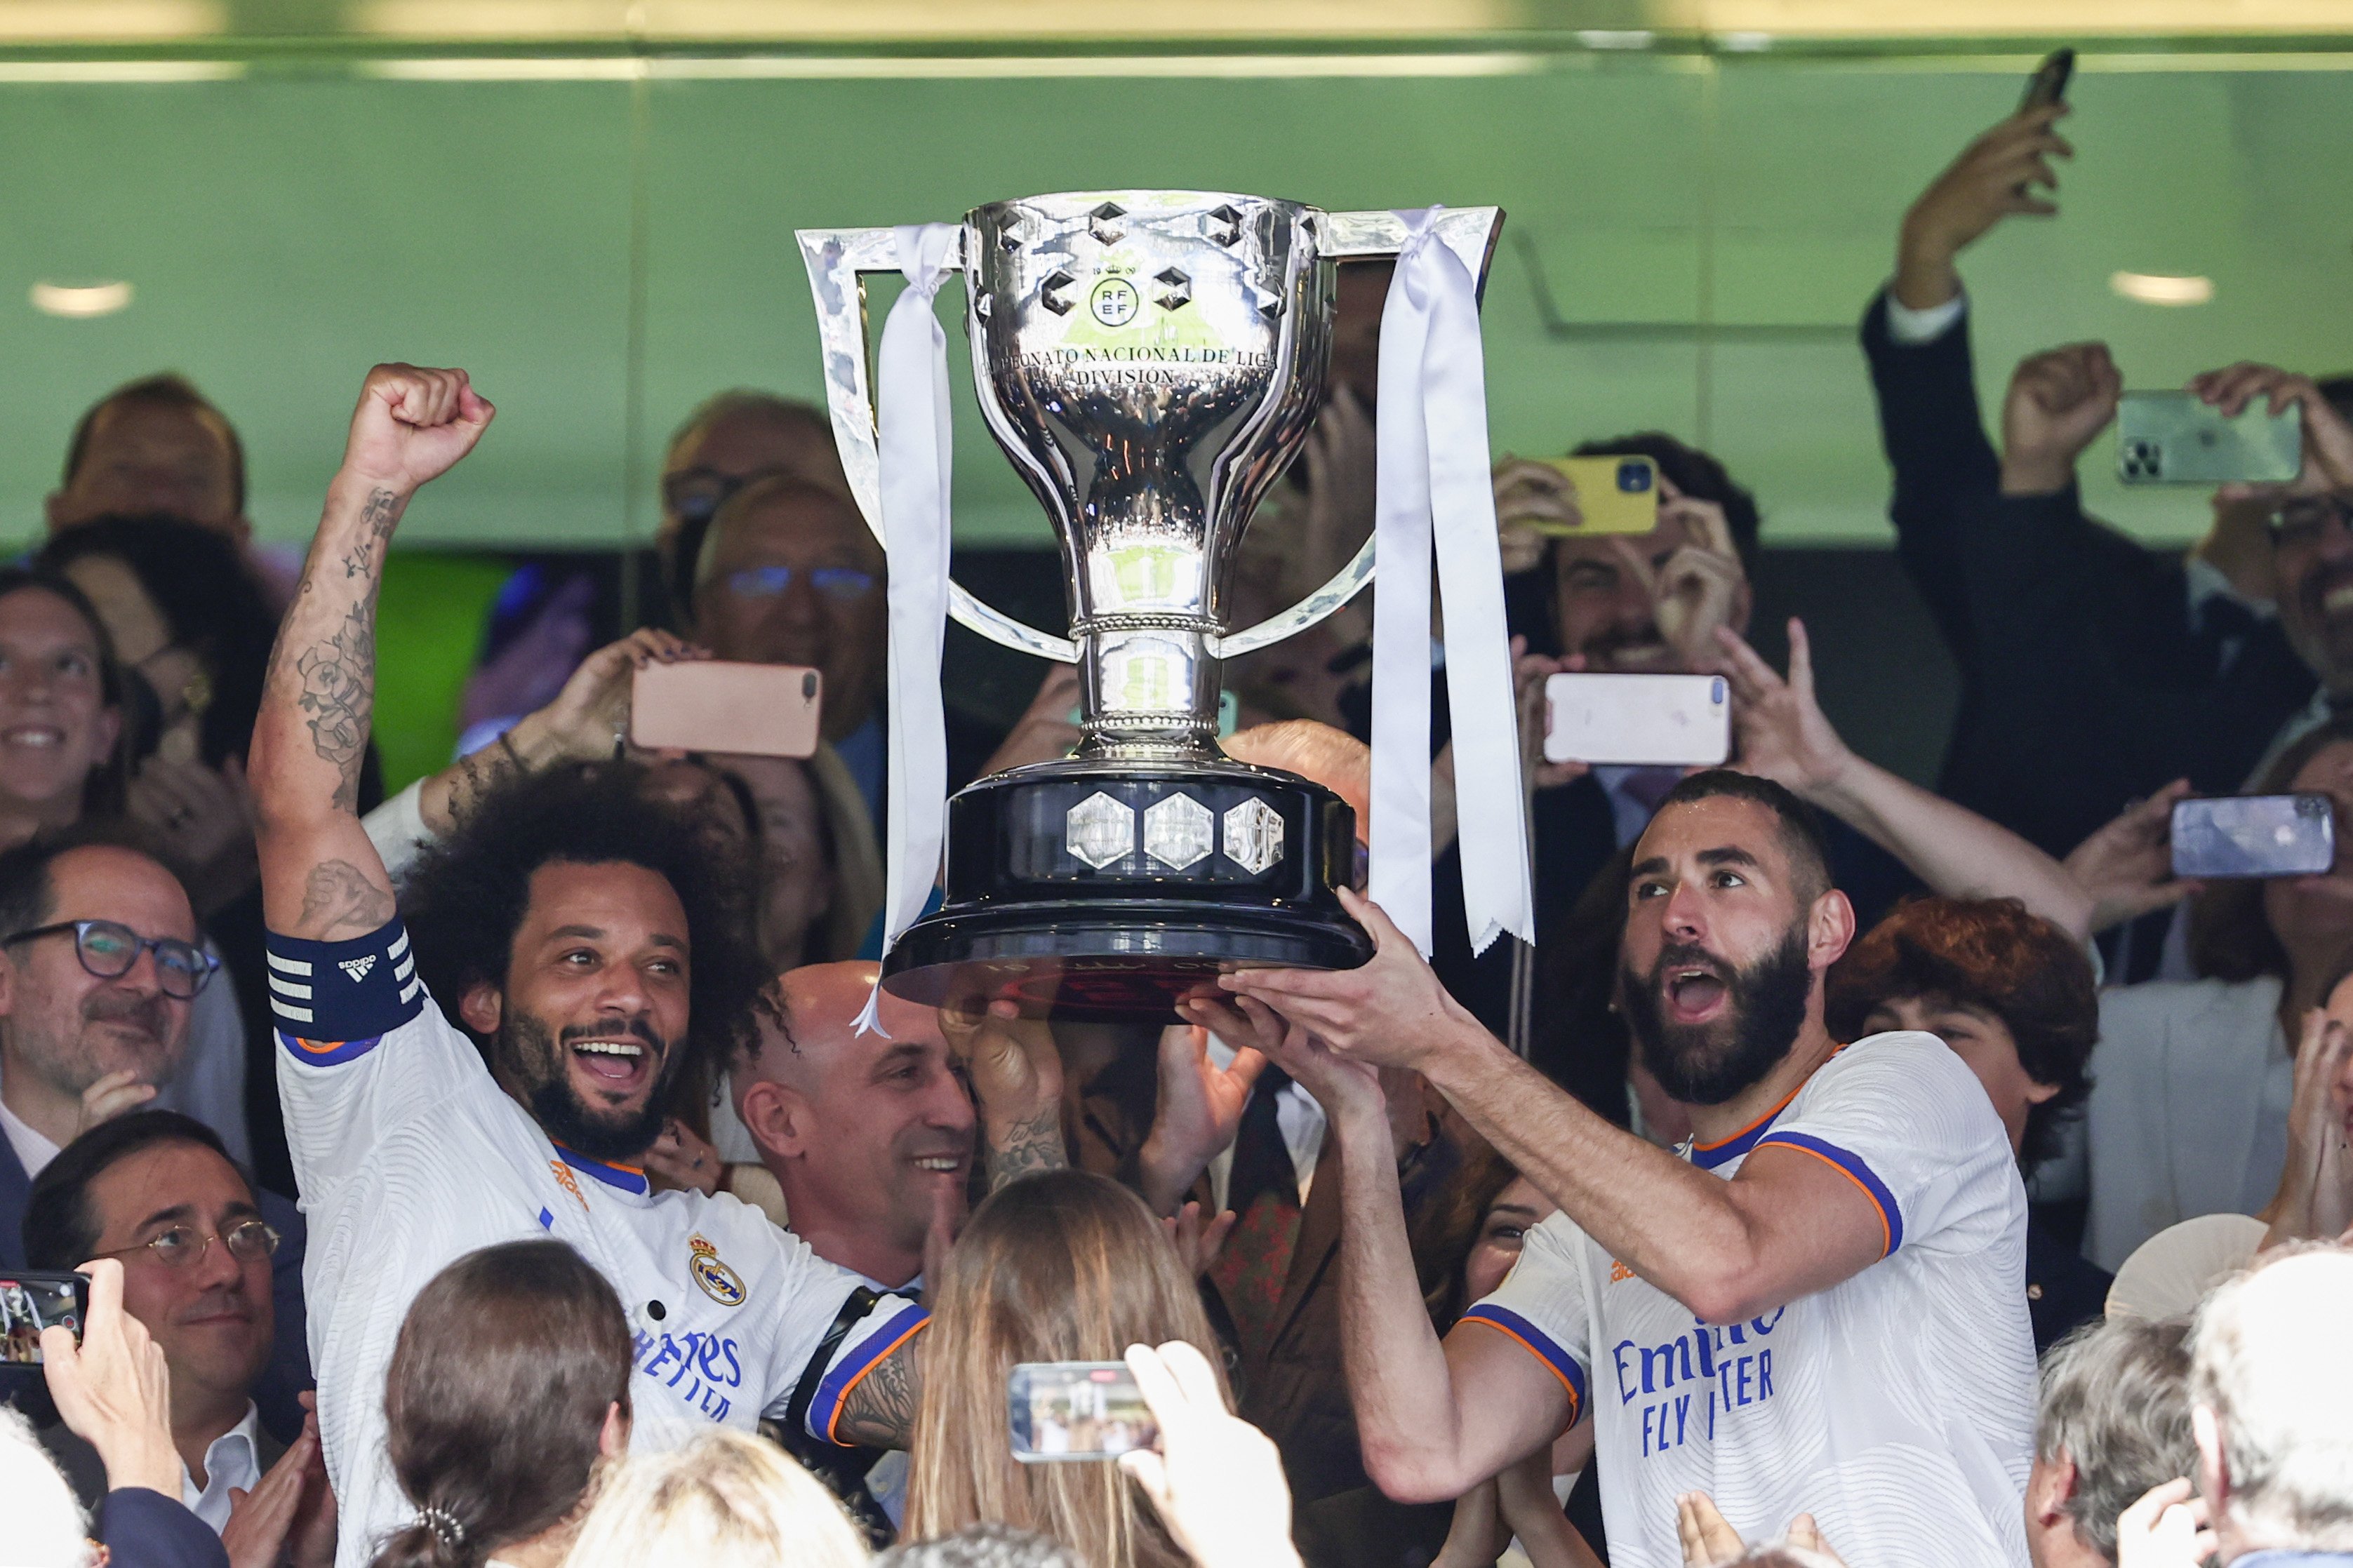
[1577,28,1655,48]
[31,281,133,318]
[2110,271,2214,306]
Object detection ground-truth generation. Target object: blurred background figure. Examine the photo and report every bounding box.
[565,1427,869,1568]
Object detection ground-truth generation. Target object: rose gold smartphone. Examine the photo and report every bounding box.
[629,661,822,758]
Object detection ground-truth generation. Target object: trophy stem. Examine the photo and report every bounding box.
[1073,621,1226,763]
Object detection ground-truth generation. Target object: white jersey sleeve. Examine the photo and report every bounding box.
[1459,1210,1597,1428]
[265,917,469,1203]
[1752,1031,2018,1261]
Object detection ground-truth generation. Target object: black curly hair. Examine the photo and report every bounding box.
[396,760,768,1120]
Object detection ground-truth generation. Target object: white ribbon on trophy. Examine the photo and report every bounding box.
[1368,206,1535,958]
[857,220,960,1036]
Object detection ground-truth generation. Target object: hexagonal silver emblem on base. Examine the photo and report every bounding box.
[1066,791,1135,869]
[1222,797,1285,874]
[1142,793,1214,870]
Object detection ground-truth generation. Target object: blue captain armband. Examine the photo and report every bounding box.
[267,920,427,1061]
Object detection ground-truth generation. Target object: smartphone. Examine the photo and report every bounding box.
[1007,1360,1158,1463]
[2117,394,2301,486]
[0,1271,88,1365]
[2020,47,2074,111]
[2171,794,2336,879]
[1526,455,1661,536]
[630,661,822,759]
[1545,673,1730,768]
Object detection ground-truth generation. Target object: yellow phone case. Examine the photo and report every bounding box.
[1527,455,1660,535]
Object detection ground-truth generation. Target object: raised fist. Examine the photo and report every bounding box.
[338,363,494,496]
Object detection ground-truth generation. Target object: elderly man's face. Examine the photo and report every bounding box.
[0,847,198,1101]
[695,485,887,743]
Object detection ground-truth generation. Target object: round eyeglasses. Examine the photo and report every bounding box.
[0,919,218,999]
[96,1218,279,1271]
[724,564,878,604]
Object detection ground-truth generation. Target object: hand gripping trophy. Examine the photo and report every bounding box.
[799,192,1532,1024]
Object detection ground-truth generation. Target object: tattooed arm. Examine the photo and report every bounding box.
[834,1338,922,1450]
[252,365,495,942]
[942,998,1070,1193]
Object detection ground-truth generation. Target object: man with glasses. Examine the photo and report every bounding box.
[690,471,894,824]
[20,1109,332,1564]
[655,390,848,628]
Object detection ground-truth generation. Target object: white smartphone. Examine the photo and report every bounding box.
[1544,672,1731,768]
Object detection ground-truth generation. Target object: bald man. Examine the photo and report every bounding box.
[733,963,973,1294]
[731,962,1061,1541]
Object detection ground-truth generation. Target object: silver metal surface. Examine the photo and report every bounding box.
[1222,796,1286,874]
[1142,793,1215,870]
[796,197,1505,756]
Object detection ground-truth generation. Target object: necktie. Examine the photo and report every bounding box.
[1208,1066,1302,1360]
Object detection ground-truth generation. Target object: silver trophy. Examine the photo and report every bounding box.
[801,192,1503,1021]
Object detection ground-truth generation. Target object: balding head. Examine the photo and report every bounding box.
[735,963,972,1290]
[1225,720,1371,842]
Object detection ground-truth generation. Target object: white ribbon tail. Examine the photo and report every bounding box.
[862,220,960,1035]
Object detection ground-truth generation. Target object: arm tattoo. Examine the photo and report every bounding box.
[290,488,396,812]
[983,1108,1069,1193]
[298,859,394,939]
[834,1340,920,1451]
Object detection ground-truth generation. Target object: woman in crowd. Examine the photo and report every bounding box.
[1414,1146,1599,1568]
[1824,895,2109,1350]
[0,561,251,1163]
[39,516,295,1188]
[564,1428,869,1568]
[2074,716,2353,1271]
[368,1240,631,1568]
[904,1168,1223,1568]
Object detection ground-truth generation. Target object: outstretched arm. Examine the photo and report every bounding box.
[1180,992,1570,1503]
[1717,618,2095,941]
[251,365,493,941]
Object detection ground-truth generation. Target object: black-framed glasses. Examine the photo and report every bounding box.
[1,920,218,998]
[723,564,878,604]
[95,1218,279,1271]
[2268,495,2353,550]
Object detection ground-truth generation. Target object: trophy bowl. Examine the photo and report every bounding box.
[799,192,1505,1021]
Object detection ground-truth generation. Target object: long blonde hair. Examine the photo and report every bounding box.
[561,1428,867,1568]
[905,1170,1230,1568]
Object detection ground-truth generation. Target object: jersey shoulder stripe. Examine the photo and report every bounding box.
[1754,1130,1904,1255]
[265,918,425,1051]
[811,1302,931,1446]
[1688,1078,1807,1170]
[1460,1303,1587,1421]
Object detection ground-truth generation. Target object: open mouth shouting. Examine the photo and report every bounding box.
[564,1019,664,1103]
[1660,956,1732,1026]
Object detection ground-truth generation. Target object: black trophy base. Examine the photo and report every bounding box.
[880,757,1373,1023]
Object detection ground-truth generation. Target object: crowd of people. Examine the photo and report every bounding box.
[4,93,2353,1568]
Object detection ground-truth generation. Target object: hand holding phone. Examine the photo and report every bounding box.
[2020,48,2074,112]
[2118,394,2301,486]
[0,1271,85,1365]
[629,660,822,759]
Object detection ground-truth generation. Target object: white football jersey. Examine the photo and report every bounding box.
[269,918,923,1564]
[1468,1031,2035,1568]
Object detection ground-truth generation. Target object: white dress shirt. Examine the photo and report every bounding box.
[184,1403,264,1532]
[0,1085,60,1179]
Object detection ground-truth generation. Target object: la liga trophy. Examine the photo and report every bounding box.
[800,192,1506,1022]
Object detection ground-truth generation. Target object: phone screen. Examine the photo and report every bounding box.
[2171,794,2336,880]
[1007,1360,1158,1462]
[0,1272,88,1365]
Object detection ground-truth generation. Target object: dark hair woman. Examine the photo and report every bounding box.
[368,1240,632,1568]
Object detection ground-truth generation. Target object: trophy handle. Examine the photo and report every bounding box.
[1211,205,1504,660]
[795,206,1505,666]
[797,223,1081,664]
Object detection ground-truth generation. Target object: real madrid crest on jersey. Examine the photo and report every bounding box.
[688,1234,747,1307]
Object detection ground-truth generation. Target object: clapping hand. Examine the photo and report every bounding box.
[2261,1005,2353,1247]
[1138,1023,1268,1216]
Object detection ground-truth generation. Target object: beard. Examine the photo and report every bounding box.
[1618,923,1812,1108]
[502,1010,676,1162]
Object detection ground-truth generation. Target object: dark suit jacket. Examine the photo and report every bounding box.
[98,1487,232,1568]
[41,1405,287,1515]
[1860,288,2317,859]
[5,1134,314,1443]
